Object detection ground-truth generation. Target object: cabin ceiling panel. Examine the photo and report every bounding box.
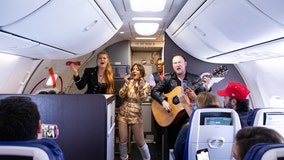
[110,0,187,51]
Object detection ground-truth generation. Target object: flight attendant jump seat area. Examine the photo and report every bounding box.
[0,94,116,160]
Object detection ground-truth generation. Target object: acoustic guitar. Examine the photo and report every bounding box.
[151,65,228,127]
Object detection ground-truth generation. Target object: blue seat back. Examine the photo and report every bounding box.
[244,143,284,160]
[247,108,284,136]
[184,108,241,160]
[0,139,64,160]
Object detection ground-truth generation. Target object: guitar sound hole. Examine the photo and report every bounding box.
[172,96,180,105]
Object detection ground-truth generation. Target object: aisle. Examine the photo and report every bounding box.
[115,142,162,160]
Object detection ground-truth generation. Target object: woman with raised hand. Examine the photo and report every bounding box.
[70,51,114,94]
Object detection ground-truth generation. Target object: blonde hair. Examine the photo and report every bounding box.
[196,92,222,108]
[97,51,115,94]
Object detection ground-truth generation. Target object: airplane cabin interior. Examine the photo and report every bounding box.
[1,0,284,160]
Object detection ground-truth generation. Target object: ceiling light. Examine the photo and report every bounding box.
[134,23,159,36]
[136,37,156,40]
[132,17,162,21]
[130,0,166,12]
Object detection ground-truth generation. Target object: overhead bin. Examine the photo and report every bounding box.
[0,32,76,59]
[249,0,284,26]
[208,38,284,63]
[0,0,122,59]
[166,0,284,63]
[0,0,50,26]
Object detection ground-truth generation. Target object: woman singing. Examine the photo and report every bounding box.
[70,51,114,94]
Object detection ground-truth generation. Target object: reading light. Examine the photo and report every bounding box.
[130,0,166,12]
[132,17,162,21]
[134,23,159,36]
[136,37,156,40]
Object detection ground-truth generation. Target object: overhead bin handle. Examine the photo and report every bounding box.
[66,61,81,66]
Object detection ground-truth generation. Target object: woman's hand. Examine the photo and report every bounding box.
[139,78,146,87]
[178,88,192,116]
[70,64,79,76]
[184,87,197,102]
[178,89,189,105]
[178,87,196,116]
[124,73,131,82]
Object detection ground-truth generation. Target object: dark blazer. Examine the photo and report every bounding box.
[152,72,162,84]
[73,66,107,94]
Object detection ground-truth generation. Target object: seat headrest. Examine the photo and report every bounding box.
[0,139,64,160]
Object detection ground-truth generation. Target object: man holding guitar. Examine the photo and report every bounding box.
[151,54,212,159]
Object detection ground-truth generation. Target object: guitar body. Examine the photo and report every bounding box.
[151,65,228,127]
[151,86,186,127]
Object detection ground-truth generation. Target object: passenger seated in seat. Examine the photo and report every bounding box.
[217,82,250,128]
[0,96,64,159]
[0,96,42,140]
[232,126,284,160]
[173,91,222,160]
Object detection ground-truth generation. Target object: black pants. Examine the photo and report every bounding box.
[160,111,189,160]
[165,111,189,149]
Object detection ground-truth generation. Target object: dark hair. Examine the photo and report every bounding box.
[171,53,187,62]
[131,63,146,77]
[0,96,40,141]
[229,97,250,112]
[156,58,162,62]
[235,126,284,159]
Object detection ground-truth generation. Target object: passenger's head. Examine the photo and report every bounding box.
[155,58,164,73]
[131,63,145,80]
[0,96,41,141]
[196,92,222,108]
[171,54,187,75]
[232,126,284,160]
[96,51,110,68]
[217,82,250,112]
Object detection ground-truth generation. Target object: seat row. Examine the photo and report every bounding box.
[0,107,283,160]
[179,107,284,160]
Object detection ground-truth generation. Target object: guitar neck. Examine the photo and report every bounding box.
[191,81,204,91]
[191,73,216,91]
[190,65,228,91]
